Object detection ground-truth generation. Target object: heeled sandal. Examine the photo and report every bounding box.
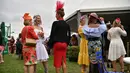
[81,69,84,73]
[121,68,125,73]
[81,69,87,73]
[113,69,116,72]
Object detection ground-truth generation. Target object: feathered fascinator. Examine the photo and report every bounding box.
[115,18,121,23]
[56,0,64,11]
[23,13,32,20]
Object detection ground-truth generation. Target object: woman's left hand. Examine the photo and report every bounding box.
[120,25,124,30]
[38,32,44,37]
[100,17,104,21]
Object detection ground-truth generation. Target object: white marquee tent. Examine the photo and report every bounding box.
[65,0,130,56]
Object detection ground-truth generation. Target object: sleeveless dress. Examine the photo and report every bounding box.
[34,29,49,62]
[108,27,127,61]
[78,26,89,66]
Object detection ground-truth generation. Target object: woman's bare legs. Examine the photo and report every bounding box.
[112,61,116,72]
[81,65,88,73]
[55,67,60,73]
[55,61,67,73]
[42,61,48,73]
[29,65,34,73]
[24,65,28,73]
[119,56,124,72]
[62,61,67,73]
[34,64,36,73]
[0,54,1,63]
[0,54,4,62]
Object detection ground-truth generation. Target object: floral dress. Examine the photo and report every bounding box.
[21,26,38,65]
[83,21,107,73]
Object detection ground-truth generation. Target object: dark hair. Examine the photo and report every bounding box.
[72,35,77,38]
[57,8,65,17]
[88,15,101,24]
[19,33,21,38]
[107,24,111,30]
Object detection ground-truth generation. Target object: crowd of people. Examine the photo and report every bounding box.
[0,1,128,73]
[77,13,127,73]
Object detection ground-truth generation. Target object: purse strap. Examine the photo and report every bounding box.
[26,26,28,38]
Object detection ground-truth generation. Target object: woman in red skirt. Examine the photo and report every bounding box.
[48,1,71,73]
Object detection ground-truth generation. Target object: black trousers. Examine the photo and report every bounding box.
[89,63,104,73]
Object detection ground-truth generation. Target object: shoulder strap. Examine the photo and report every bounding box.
[26,26,28,38]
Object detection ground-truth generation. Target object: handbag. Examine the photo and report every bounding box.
[25,26,36,47]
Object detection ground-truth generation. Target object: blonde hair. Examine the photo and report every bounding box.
[24,20,30,26]
[33,15,42,25]
[112,20,121,27]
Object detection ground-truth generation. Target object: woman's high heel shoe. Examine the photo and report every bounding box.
[113,69,116,72]
[121,68,125,73]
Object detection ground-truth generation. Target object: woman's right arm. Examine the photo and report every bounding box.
[117,27,127,36]
[49,21,56,42]
[28,26,38,39]
[99,21,107,33]
[48,21,57,48]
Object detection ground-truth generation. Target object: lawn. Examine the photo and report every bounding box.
[0,55,80,73]
[0,55,128,73]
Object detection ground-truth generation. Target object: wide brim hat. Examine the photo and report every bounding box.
[89,13,100,20]
[80,15,87,21]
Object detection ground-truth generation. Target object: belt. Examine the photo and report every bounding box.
[88,37,100,41]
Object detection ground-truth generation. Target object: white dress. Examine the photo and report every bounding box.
[107,27,127,61]
[34,29,49,62]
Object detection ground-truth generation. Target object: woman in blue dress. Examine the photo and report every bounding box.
[83,13,107,73]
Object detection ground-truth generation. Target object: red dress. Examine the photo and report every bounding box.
[21,26,38,65]
[53,42,67,68]
[48,20,71,68]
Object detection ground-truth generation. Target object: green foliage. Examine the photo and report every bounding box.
[67,46,79,62]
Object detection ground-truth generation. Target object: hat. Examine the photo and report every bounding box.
[89,13,100,20]
[56,0,64,11]
[115,18,121,24]
[80,15,86,21]
[23,13,32,20]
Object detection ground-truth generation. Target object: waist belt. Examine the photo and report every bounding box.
[88,37,100,41]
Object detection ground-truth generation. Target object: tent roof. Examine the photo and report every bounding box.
[80,6,130,12]
[65,6,130,21]
[65,0,130,20]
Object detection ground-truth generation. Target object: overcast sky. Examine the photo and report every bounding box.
[0,0,129,39]
[0,0,83,38]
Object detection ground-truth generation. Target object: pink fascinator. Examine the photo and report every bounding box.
[56,0,64,11]
[115,18,121,23]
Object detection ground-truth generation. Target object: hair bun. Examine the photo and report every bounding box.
[58,8,64,12]
[57,8,65,17]
[61,8,64,11]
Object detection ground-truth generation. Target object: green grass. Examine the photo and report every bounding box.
[0,55,80,73]
[0,55,128,73]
